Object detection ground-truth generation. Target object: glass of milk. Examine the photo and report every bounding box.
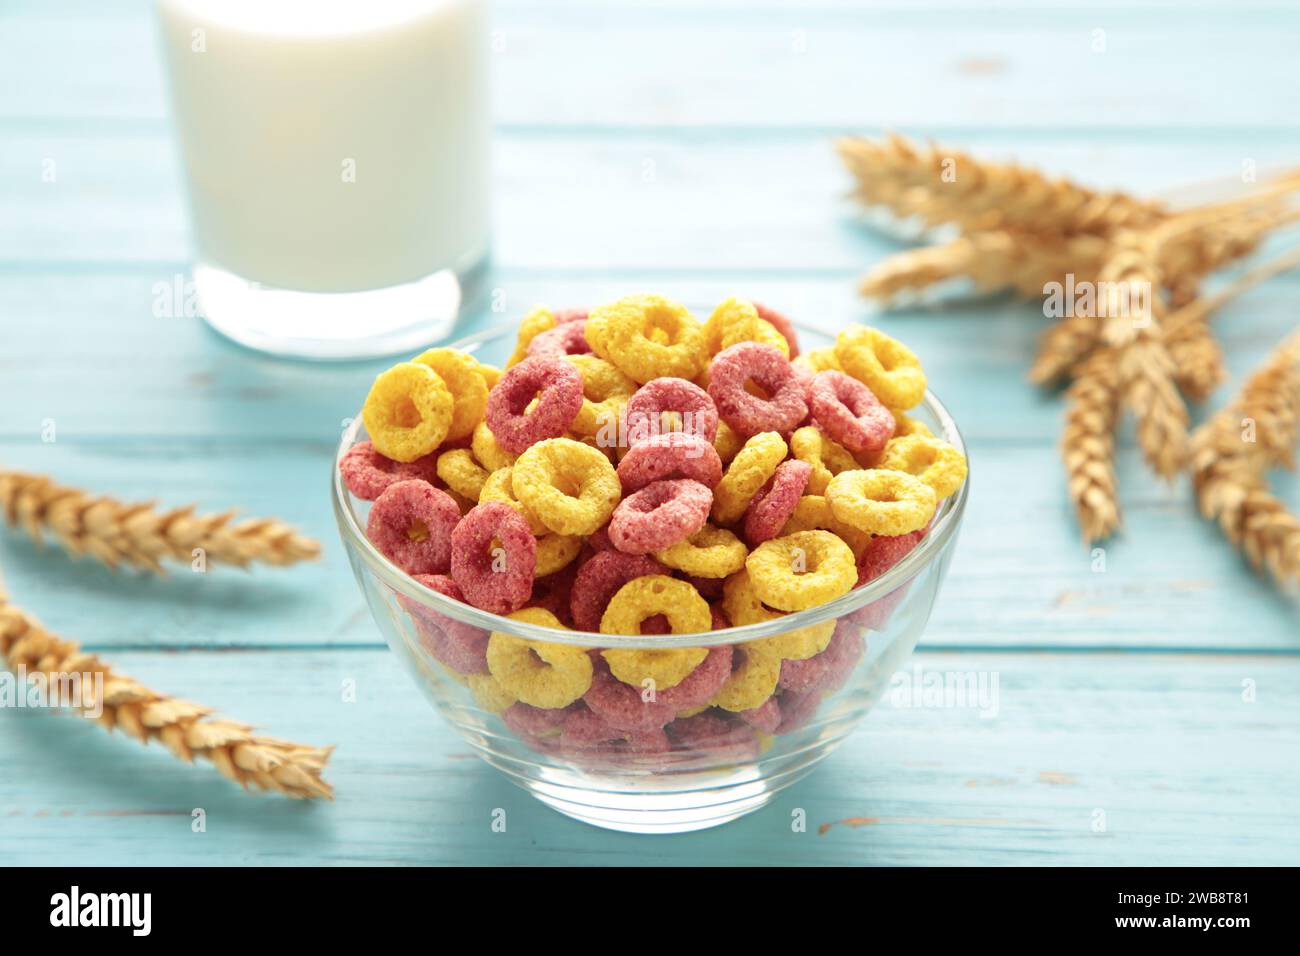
[155,0,491,359]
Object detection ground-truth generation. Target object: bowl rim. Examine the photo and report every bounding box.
[332,318,969,649]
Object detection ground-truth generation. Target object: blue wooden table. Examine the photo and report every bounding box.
[2,0,1298,865]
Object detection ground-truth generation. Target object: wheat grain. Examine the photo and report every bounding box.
[0,470,320,574]
[1062,347,1123,542]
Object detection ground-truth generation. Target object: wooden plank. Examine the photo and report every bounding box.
[3,1,1299,130]
[0,648,1295,865]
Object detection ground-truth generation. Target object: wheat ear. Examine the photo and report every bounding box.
[0,470,321,574]
[1062,347,1123,542]
[0,579,335,799]
[1189,329,1300,587]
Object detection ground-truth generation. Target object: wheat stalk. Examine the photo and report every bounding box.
[1189,329,1300,587]
[1062,348,1123,542]
[837,133,1165,236]
[0,470,321,574]
[0,578,335,798]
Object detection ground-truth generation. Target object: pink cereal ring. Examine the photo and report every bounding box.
[809,371,895,455]
[449,501,537,614]
[553,307,589,324]
[339,440,440,501]
[624,377,718,446]
[656,645,734,710]
[617,431,723,492]
[666,712,760,763]
[406,574,490,675]
[366,479,461,575]
[754,302,801,358]
[607,479,712,555]
[707,342,808,437]
[779,619,865,696]
[739,696,782,733]
[569,551,665,632]
[502,701,580,737]
[743,459,812,545]
[562,706,670,755]
[485,356,584,454]
[526,321,593,359]
[582,655,676,730]
[850,528,925,628]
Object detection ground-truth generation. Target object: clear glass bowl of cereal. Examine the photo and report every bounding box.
[332,311,969,833]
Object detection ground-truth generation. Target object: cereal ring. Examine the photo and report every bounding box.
[701,297,790,359]
[588,294,704,383]
[407,573,489,675]
[721,568,834,660]
[466,672,517,713]
[743,459,812,545]
[789,426,860,496]
[599,575,711,638]
[713,420,745,466]
[825,468,937,536]
[739,696,782,733]
[608,479,712,555]
[683,572,725,601]
[480,466,549,536]
[601,644,710,695]
[512,437,622,536]
[624,377,719,446]
[449,501,537,614]
[834,325,927,410]
[564,354,636,439]
[554,307,588,324]
[653,524,747,578]
[366,479,461,575]
[502,701,579,739]
[473,360,503,391]
[339,440,440,501]
[583,655,677,730]
[850,529,925,630]
[561,707,669,758]
[707,342,808,437]
[507,306,557,366]
[413,347,490,443]
[487,609,593,708]
[666,712,760,763]
[711,431,787,525]
[569,551,665,632]
[617,431,723,492]
[362,362,454,463]
[809,370,895,456]
[753,301,800,358]
[708,642,782,712]
[890,410,934,439]
[778,493,872,558]
[436,448,490,502]
[527,320,593,359]
[486,356,584,454]
[528,561,579,625]
[791,347,841,377]
[745,530,856,612]
[471,419,516,471]
[875,434,968,499]
[535,532,583,577]
[780,618,865,698]
[654,646,734,712]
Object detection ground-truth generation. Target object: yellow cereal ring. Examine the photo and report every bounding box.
[512,437,622,536]
[480,466,549,535]
[599,575,712,636]
[362,361,454,463]
[875,434,967,499]
[834,325,927,410]
[474,360,503,391]
[702,297,790,359]
[486,610,592,708]
[465,672,516,713]
[655,524,748,578]
[745,530,857,612]
[890,410,933,439]
[472,419,516,472]
[535,532,583,576]
[604,646,710,691]
[508,306,557,367]
[779,494,872,558]
[713,420,746,466]
[826,468,937,536]
[588,294,704,383]
[709,642,782,712]
[436,448,490,502]
[712,431,787,525]
[792,347,841,376]
[676,704,710,718]
[790,425,860,495]
[721,569,834,661]
[565,354,636,438]
[413,347,490,442]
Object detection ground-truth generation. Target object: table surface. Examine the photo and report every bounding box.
[2,0,1298,866]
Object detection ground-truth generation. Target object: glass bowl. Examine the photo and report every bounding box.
[332,319,969,833]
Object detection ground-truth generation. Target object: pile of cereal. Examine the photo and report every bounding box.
[340,294,967,766]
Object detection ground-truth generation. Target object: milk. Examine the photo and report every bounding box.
[155,0,491,356]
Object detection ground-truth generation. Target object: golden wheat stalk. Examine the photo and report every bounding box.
[837,133,1165,236]
[0,470,320,574]
[1062,347,1123,542]
[1189,329,1300,587]
[0,580,335,799]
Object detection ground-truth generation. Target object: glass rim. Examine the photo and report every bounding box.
[331,318,970,648]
